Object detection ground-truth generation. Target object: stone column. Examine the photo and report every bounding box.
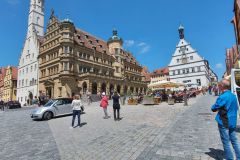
[88,81,92,94]
[120,85,124,95]
[97,82,101,93]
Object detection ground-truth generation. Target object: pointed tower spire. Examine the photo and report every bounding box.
[178,24,185,39]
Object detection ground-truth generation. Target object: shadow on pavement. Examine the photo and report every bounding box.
[73,122,87,128]
[205,148,225,160]
[80,122,87,126]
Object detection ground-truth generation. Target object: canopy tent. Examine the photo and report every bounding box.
[148,80,185,90]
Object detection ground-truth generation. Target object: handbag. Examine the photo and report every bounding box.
[81,105,85,112]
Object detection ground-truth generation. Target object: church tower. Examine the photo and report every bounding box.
[27,0,45,37]
[17,0,45,106]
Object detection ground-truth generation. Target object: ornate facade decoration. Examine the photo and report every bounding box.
[38,13,147,99]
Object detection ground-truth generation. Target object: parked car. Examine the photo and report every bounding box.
[31,98,73,120]
[6,101,21,109]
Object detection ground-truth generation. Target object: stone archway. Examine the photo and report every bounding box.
[117,85,121,94]
[130,87,134,94]
[82,82,87,94]
[110,84,114,94]
[136,87,139,94]
[101,83,106,93]
[124,85,128,94]
[92,82,97,94]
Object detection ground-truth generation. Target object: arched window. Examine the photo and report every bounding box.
[92,82,97,94]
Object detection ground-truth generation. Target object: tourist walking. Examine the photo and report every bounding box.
[122,94,126,105]
[71,94,83,128]
[211,79,240,160]
[87,91,92,105]
[112,91,121,121]
[100,92,110,119]
[0,100,4,111]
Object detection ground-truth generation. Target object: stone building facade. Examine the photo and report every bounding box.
[38,13,147,99]
[2,66,18,102]
[0,68,6,100]
[150,67,170,84]
[168,25,217,88]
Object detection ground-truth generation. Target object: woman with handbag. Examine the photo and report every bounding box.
[100,92,110,119]
[71,94,83,128]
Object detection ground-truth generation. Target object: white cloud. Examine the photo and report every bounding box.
[139,45,150,53]
[215,63,224,69]
[125,40,135,47]
[137,42,147,47]
[6,0,20,5]
[137,42,150,53]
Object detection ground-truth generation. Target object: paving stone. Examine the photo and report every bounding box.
[1,95,235,160]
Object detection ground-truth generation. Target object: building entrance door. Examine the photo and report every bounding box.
[46,87,52,99]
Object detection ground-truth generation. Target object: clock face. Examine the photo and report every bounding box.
[180,46,186,53]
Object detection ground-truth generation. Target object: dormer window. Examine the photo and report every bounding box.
[89,40,93,44]
[99,45,102,48]
[77,35,81,39]
[96,39,99,43]
[85,35,89,39]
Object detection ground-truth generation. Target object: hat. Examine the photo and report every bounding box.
[102,92,106,96]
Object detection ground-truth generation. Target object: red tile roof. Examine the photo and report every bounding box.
[11,67,18,80]
[151,67,169,76]
[74,28,139,65]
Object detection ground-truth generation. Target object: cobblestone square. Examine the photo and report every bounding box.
[0,95,238,160]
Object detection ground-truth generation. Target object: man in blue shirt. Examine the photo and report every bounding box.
[212,79,240,160]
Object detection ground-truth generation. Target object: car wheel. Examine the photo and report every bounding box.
[43,112,53,120]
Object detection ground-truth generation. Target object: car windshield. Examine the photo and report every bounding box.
[44,99,56,107]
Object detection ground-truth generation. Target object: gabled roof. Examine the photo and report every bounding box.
[74,28,139,65]
[151,67,169,76]
[11,67,18,80]
[74,28,111,55]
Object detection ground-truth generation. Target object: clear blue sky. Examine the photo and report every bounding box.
[0,0,235,78]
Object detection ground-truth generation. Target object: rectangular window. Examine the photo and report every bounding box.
[192,67,195,73]
[183,69,185,74]
[196,79,201,86]
[186,68,189,74]
[64,62,68,70]
[173,70,175,75]
[197,66,201,72]
[178,69,180,75]
[190,56,193,60]
[177,59,179,63]
[64,46,68,53]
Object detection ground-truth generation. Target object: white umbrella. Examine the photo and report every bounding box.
[148,80,185,89]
